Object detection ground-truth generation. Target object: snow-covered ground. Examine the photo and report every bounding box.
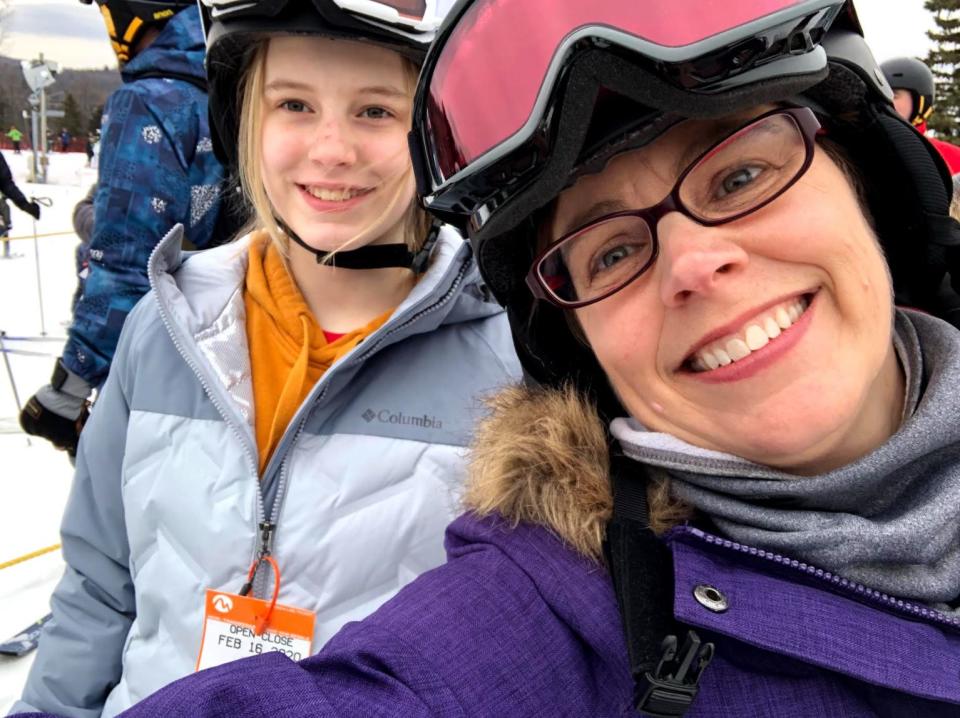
[0,150,95,713]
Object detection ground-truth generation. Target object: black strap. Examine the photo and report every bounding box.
[280,218,439,273]
[605,453,713,717]
[312,242,415,269]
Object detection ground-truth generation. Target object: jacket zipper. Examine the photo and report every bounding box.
[682,526,960,630]
[147,238,269,591]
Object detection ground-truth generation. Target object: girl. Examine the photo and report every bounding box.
[12,2,518,716]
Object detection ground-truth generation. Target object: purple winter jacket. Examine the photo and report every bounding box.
[15,511,960,717]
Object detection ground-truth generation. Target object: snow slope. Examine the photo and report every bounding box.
[0,150,94,713]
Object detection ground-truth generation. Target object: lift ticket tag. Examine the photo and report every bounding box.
[196,589,315,672]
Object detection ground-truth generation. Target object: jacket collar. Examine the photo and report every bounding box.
[147,223,496,343]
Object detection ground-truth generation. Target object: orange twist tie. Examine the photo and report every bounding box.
[244,555,282,636]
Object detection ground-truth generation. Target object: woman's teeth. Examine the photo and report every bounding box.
[689,296,810,372]
[304,186,369,201]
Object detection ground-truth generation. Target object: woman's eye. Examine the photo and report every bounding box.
[589,239,648,279]
[717,165,763,196]
[599,245,635,269]
[360,107,393,120]
[280,100,309,113]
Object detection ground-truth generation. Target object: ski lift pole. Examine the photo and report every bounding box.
[0,331,30,446]
[30,197,53,336]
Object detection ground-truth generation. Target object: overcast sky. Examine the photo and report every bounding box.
[0,0,943,70]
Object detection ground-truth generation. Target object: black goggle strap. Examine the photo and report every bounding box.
[604,452,713,717]
[278,218,437,274]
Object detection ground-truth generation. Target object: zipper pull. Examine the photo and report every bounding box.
[238,522,277,596]
[258,521,276,559]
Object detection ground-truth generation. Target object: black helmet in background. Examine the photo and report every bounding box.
[200,0,453,169]
[410,0,960,419]
[78,0,193,64]
[881,56,936,127]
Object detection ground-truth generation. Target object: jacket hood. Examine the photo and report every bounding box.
[122,6,206,85]
[464,384,614,563]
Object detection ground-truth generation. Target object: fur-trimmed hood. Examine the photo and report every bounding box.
[463,385,614,563]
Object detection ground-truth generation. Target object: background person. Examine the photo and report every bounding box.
[882,56,960,175]
[44,1,960,716]
[19,0,232,457]
[9,1,517,716]
[7,126,23,153]
[0,152,39,259]
[84,133,95,166]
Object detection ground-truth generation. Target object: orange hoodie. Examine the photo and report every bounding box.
[244,236,391,475]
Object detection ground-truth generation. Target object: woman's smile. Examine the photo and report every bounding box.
[681,290,817,380]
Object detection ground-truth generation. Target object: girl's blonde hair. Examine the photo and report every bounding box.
[236,37,432,258]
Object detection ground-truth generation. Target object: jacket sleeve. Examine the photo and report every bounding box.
[0,153,31,210]
[61,85,198,386]
[71,184,97,246]
[9,308,141,718]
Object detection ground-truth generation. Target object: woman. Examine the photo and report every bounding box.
[15,0,960,716]
[10,2,518,716]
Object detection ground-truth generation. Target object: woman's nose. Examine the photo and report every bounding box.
[656,213,749,307]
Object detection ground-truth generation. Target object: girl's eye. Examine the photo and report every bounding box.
[280,100,309,113]
[360,107,393,120]
[717,165,763,196]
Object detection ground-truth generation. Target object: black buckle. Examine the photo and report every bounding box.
[635,631,714,717]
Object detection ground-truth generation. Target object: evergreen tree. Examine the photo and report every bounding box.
[925,0,960,139]
[62,92,84,137]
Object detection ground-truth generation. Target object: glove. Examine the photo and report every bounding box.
[23,201,40,220]
[20,359,93,457]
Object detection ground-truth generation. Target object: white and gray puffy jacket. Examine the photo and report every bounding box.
[12,225,521,718]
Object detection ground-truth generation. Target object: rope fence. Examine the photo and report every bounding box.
[1,230,76,242]
[0,544,61,571]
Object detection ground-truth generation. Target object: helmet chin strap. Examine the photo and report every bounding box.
[278,219,438,274]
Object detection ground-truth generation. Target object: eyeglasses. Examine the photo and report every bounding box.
[526,107,822,308]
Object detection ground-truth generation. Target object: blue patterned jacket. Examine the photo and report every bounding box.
[62,6,226,386]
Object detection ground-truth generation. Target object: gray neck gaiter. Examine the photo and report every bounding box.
[611,309,960,603]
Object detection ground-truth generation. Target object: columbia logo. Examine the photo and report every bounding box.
[363,408,443,430]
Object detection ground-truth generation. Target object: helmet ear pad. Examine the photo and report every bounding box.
[805,62,960,325]
[500,254,627,422]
